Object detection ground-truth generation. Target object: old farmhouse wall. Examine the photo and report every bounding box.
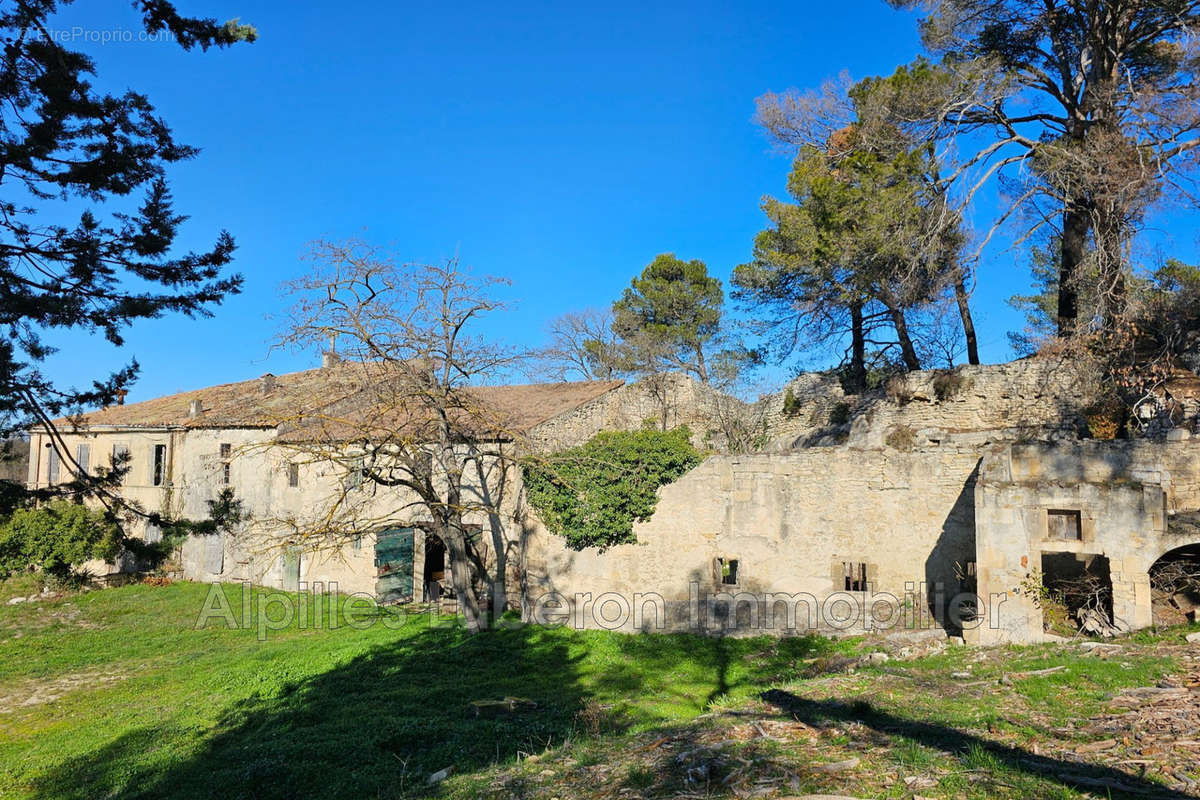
[28,357,1200,645]
[521,445,984,635]
[972,440,1200,644]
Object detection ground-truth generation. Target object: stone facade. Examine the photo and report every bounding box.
[26,357,1200,646]
[971,440,1200,644]
[521,445,983,635]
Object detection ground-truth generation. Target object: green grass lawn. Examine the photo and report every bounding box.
[1,580,1195,800]
[0,581,845,799]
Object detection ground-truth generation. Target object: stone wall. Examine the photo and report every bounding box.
[971,440,1200,644]
[527,374,753,453]
[758,358,1088,451]
[520,444,983,634]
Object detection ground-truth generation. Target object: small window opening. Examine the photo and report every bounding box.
[1048,509,1083,541]
[287,462,300,488]
[719,558,739,585]
[352,535,362,551]
[152,444,167,486]
[219,443,232,486]
[344,456,365,490]
[843,561,868,592]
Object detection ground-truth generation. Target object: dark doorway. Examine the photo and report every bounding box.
[1040,552,1113,636]
[423,534,447,602]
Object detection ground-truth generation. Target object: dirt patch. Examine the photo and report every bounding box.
[1068,650,1200,793]
[0,602,103,637]
[0,669,127,713]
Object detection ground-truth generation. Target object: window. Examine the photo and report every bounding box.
[112,443,130,482]
[219,443,231,486]
[145,522,162,543]
[75,443,90,476]
[352,535,362,551]
[843,561,868,592]
[719,558,739,585]
[47,447,60,483]
[1048,509,1083,541]
[152,444,167,487]
[287,462,300,488]
[344,456,365,490]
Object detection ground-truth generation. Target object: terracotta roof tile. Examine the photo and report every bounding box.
[58,364,622,439]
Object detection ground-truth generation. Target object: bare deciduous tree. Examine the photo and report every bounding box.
[274,239,524,633]
[532,308,620,382]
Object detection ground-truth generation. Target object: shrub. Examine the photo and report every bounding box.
[932,370,972,402]
[829,401,851,426]
[884,425,917,451]
[1084,397,1126,440]
[885,375,912,405]
[0,501,121,581]
[782,387,802,417]
[523,427,702,551]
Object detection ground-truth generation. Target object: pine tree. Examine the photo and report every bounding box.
[0,2,255,452]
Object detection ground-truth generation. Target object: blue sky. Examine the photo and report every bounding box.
[39,1,1200,403]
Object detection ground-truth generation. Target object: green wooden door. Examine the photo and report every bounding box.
[375,528,415,603]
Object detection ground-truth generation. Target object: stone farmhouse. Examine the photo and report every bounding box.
[25,356,1200,644]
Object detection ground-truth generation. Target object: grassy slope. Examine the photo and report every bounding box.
[0,582,844,800]
[0,580,1195,799]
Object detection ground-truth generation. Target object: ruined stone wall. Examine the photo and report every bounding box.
[971,440,1200,645]
[527,374,752,453]
[520,445,983,634]
[759,359,1088,451]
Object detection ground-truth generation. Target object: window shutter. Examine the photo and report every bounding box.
[204,533,224,574]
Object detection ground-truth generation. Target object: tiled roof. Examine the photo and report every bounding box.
[274,379,624,442]
[57,363,623,438]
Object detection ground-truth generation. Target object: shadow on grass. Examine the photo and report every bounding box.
[761,689,1199,800]
[31,620,584,800]
[26,616,837,800]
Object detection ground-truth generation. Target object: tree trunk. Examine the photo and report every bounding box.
[488,515,508,620]
[1058,200,1088,337]
[847,300,868,393]
[1094,204,1127,328]
[694,344,709,384]
[887,304,922,372]
[952,268,980,365]
[443,521,482,632]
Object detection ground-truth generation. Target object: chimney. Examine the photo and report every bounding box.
[322,351,341,369]
[188,398,204,419]
[259,373,276,394]
[115,389,127,406]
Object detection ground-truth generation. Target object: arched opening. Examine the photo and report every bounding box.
[1149,543,1200,627]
